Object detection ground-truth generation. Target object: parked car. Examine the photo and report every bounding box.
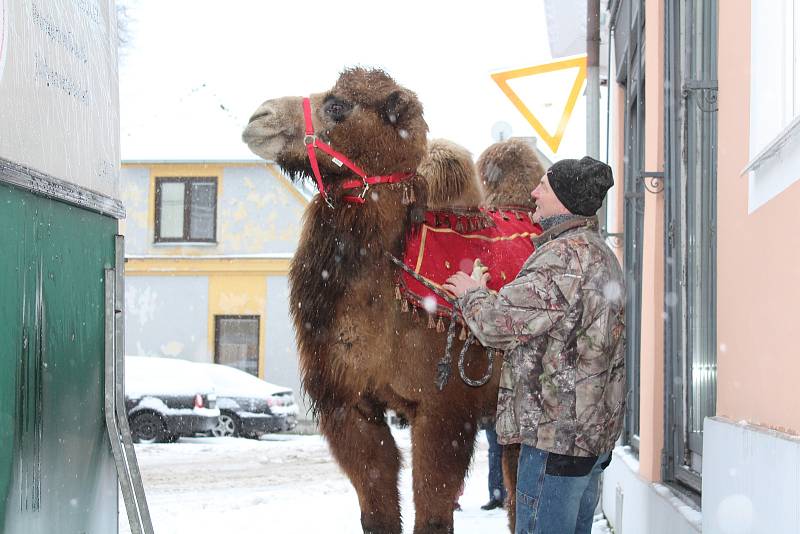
[125,356,220,443]
[195,363,299,438]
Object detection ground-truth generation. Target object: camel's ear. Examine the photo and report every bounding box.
[380,90,412,126]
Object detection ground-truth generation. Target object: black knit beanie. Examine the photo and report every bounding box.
[546,156,614,216]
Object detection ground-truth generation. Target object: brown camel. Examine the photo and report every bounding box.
[478,138,546,210]
[243,68,508,534]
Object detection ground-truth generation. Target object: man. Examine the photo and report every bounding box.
[444,157,625,534]
[479,416,506,511]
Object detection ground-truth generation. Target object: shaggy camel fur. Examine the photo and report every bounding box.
[477,138,546,210]
[243,68,509,534]
[419,139,485,209]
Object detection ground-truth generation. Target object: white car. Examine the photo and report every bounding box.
[196,363,299,438]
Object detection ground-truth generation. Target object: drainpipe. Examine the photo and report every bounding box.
[586,0,604,231]
[587,0,601,159]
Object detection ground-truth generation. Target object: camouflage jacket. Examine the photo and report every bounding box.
[460,217,626,457]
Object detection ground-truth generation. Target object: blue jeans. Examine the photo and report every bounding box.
[486,425,506,502]
[515,445,610,534]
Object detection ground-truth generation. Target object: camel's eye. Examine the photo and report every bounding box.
[323,98,353,123]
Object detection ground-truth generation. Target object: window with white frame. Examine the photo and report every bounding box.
[747,0,800,212]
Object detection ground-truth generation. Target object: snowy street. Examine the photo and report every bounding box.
[119,428,611,534]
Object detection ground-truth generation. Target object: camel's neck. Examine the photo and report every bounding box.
[321,188,412,259]
[290,187,417,349]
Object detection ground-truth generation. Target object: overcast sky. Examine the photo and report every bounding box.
[119,0,595,163]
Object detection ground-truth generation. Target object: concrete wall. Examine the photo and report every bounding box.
[703,417,800,533]
[264,275,308,418]
[603,448,701,534]
[217,166,304,255]
[119,165,150,250]
[125,275,209,360]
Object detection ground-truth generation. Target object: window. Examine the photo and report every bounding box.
[746,0,800,211]
[154,177,217,242]
[214,315,260,377]
[612,0,644,452]
[664,0,717,496]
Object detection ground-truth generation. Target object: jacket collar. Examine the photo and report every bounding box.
[532,215,598,248]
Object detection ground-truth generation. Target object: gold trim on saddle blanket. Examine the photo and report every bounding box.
[413,225,539,274]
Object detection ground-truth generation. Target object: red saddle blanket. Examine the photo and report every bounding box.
[399,208,542,317]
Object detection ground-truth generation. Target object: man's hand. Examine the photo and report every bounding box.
[443,270,489,298]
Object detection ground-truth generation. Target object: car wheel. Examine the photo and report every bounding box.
[211,412,240,437]
[130,412,167,444]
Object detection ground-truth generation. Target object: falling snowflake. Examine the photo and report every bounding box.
[422,296,438,314]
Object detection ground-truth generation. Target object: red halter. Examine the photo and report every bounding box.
[302,97,415,206]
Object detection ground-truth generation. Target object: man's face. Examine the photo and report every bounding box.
[531,173,570,222]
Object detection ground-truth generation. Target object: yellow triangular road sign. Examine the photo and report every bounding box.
[491,55,587,153]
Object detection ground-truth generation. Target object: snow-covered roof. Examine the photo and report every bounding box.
[120,82,259,161]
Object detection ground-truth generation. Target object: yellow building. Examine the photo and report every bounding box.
[119,160,309,417]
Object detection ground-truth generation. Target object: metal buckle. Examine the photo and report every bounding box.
[358,179,370,199]
[303,134,316,146]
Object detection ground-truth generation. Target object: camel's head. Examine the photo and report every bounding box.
[242,68,429,197]
[477,138,546,209]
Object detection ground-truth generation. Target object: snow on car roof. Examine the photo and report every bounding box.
[125,356,215,398]
[194,362,293,398]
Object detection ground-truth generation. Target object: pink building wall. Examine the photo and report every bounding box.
[717,0,800,435]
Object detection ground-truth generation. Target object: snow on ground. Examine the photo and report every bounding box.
[120,428,612,533]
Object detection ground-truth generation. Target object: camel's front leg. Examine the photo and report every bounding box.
[410,409,478,534]
[319,400,402,534]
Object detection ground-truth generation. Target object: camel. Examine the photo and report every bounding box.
[243,68,531,534]
[478,138,546,210]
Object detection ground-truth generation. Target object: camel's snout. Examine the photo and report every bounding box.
[247,101,277,125]
[241,99,294,159]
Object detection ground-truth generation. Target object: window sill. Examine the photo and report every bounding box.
[152,241,218,247]
[742,114,800,175]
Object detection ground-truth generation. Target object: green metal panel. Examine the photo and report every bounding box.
[0,183,118,533]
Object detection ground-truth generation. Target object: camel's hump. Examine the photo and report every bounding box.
[417,139,484,210]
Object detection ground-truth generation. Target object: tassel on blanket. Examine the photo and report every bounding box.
[459,325,467,341]
[427,314,436,329]
[412,307,420,323]
[395,284,402,301]
[436,317,445,333]
[401,298,409,313]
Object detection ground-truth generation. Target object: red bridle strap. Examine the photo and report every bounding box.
[302,97,415,206]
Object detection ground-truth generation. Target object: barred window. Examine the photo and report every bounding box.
[214,315,260,377]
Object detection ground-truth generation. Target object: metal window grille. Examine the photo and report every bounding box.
[664,0,718,495]
[612,0,645,451]
[214,315,261,377]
